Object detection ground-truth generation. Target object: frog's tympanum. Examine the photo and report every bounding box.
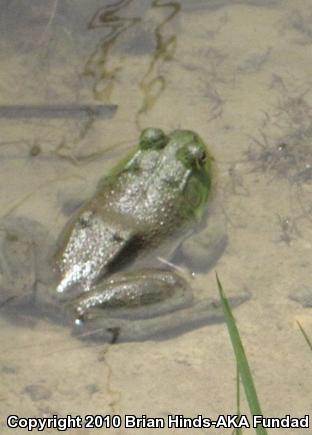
[0,128,246,342]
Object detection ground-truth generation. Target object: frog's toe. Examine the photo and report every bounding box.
[72,319,123,343]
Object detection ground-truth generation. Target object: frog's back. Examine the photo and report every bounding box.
[54,128,213,298]
[91,130,213,238]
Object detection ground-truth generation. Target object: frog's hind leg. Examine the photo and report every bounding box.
[70,269,250,343]
[72,269,192,318]
[69,269,193,340]
[73,292,249,343]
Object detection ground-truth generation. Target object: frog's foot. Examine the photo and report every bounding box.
[69,269,250,342]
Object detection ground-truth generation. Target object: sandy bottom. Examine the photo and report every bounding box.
[0,0,311,433]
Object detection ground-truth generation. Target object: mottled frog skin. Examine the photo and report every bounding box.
[54,129,211,300]
[0,128,246,342]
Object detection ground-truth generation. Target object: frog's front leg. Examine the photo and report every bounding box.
[180,206,228,272]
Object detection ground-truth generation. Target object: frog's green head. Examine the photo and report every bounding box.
[139,128,214,221]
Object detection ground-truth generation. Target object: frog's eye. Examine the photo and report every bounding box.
[177,142,207,169]
[139,128,167,150]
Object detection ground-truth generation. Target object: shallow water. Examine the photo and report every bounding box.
[0,0,312,433]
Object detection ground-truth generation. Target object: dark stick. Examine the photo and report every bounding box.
[0,104,118,119]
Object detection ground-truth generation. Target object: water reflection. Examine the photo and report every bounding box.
[1,0,311,425]
[136,1,180,127]
[85,0,141,100]
[85,0,180,127]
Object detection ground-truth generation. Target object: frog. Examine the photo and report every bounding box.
[0,128,247,342]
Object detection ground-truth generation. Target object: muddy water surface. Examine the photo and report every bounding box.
[0,1,311,434]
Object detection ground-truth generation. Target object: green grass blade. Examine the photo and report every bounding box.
[234,363,243,435]
[296,320,312,352]
[216,273,268,435]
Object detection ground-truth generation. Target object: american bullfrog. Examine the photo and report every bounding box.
[0,128,246,342]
